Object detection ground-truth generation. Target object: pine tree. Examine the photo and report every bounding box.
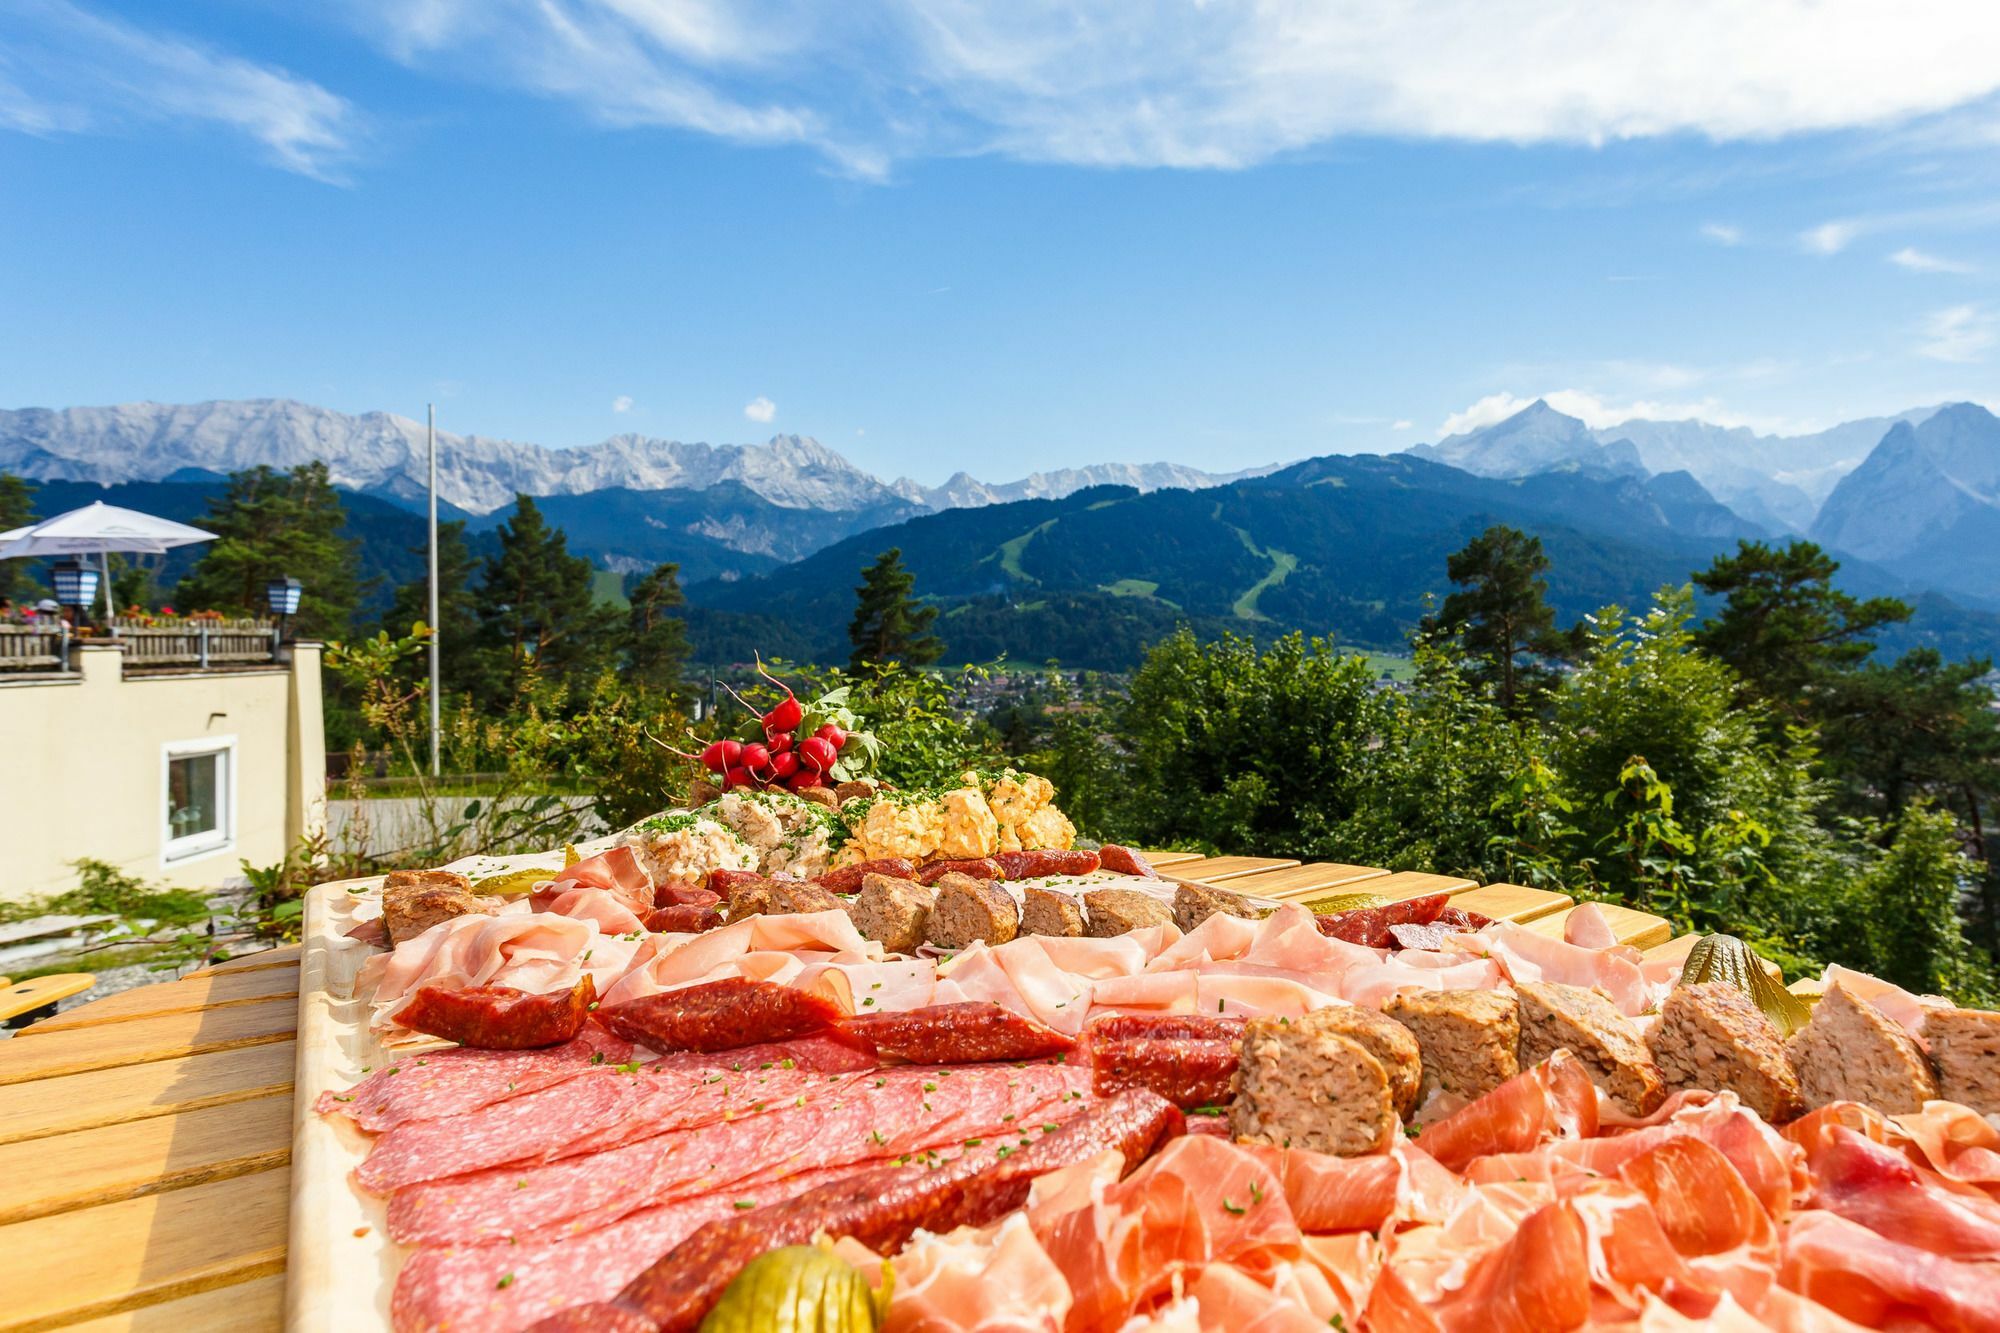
[473,494,616,689]
[625,562,691,696]
[848,547,942,672]
[0,474,38,605]
[1692,539,1910,721]
[174,462,360,637]
[1427,525,1569,712]
[383,519,484,700]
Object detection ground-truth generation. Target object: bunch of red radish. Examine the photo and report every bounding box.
[696,683,850,794]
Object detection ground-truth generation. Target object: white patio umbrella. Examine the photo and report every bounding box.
[0,501,217,626]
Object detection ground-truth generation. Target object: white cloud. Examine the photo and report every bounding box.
[1800,198,2000,256]
[1391,420,1413,431]
[1439,389,1808,438]
[0,0,358,180]
[743,395,776,423]
[1889,246,1974,274]
[1917,304,1995,362]
[1700,222,1743,245]
[1801,221,1859,255]
[339,2,2000,176]
[611,394,634,413]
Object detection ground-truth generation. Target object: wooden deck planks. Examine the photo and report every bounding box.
[1446,882,1571,923]
[1524,903,1676,950]
[0,1169,289,1333]
[55,1272,287,1333]
[1135,850,1205,868]
[1334,870,1478,902]
[24,965,303,1034]
[0,998,297,1087]
[1227,863,1390,901]
[1172,855,1302,883]
[189,945,302,976]
[0,1040,296,1147]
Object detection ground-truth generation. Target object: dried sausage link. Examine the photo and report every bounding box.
[596,978,846,1054]
[839,1001,1075,1063]
[397,976,596,1050]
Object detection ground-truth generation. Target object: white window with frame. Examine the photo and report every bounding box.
[162,735,236,865]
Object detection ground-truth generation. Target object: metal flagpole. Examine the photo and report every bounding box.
[428,404,441,778]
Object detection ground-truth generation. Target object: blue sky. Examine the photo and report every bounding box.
[3,2,1999,485]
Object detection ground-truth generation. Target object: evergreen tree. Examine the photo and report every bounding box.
[174,462,360,637]
[625,562,691,696]
[848,547,941,671]
[383,519,484,700]
[1427,525,1569,712]
[0,474,38,605]
[1693,539,1910,721]
[473,495,616,688]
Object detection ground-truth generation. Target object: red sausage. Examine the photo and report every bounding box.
[549,1089,1183,1333]
[813,857,918,894]
[704,869,766,896]
[655,884,721,909]
[1090,1035,1238,1110]
[397,976,596,1050]
[1097,845,1160,878]
[642,903,724,933]
[916,857,1003,886]
[595,978,845,1054]
[1085,1012,1247,1045]
[838,1001,1076,1063]
[994,849,1101,880]
[1315,892,1453,948]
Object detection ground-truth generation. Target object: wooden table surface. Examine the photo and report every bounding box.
[0,855,1678,1332]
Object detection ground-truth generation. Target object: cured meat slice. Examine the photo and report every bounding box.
[1803,1125,2000,1259]
[994,850,1100,880]
[1781,1210,2000,1331]
[1415,1050,1598,1173]
[1097,845,1160,877]
[1084,1013,1246,1045]
[356,1071,643,1194]
[397,976,596,1050]
[1089,1036,1237,1110]
[812,857,917,894]
[641,903,723,933]
[537,1089,1180,1333]
[316,1026,631,1132]
[1424,1199,1592,1333]
[838,1001,1075,1063]
[1316,893,1453,947]
[597,977,847,1053]
[916,857,1004,886]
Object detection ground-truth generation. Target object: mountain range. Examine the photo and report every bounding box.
[5,395,1999,667]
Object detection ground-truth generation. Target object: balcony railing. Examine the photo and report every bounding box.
[0,618,279,673]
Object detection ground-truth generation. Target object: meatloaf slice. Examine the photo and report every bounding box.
[926,872,1019,949]
[1231,1019,1395,1157]
[1386,988,1520,1101]
[726,877,843,921]
[1083,888,1174,937]
[1020,885,1085,938]
[1925,1005,2000,1116]
[845,874,933,955]
[1648,981,1803,1122]
[1301,1005,1422,1119]
[381,870,500,944]
[1787,980,1938,1115]
[1171,881,1262,932]
[1518,981,1665,1116]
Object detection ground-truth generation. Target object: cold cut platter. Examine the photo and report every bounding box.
[286,775,2000,1333]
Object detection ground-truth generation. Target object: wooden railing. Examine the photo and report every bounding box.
[115,619,278,668]
[0,623,68,672]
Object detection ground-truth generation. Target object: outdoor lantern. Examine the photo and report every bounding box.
[266,576,303,617]
[52,560,99,608]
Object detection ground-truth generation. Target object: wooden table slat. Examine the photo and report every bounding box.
[0,1041,296,1147]
[0,998,297,1087]
[0,1091,293,1227]
[0,1169,289,1333]
[1304,870,1476,905]
[24,965,303,1035]
[1523,902,1675,950]
[1226,862,1390,901]
[188,946,302,977]
[55,1272,287,1333]
[1134,850,1205,869]
[1171,855,1302,884]
[1445,882,1572,923]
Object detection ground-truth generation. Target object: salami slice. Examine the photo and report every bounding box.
[838,1002,1076,1063]
[597,978,847,1054]
[1315,891,1453,947]
[316,1026,631,1133]
[1090,1035,1238,1110]
[356,1071,643,1194]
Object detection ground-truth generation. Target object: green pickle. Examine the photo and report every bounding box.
[700,1245,886,1333]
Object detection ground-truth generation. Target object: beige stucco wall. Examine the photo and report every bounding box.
[0,642,326,902]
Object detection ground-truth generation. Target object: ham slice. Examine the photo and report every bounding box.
[1416,1051,1598,1173]
[1780,1210,2000,1331]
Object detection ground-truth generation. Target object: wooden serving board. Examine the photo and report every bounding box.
[283,839,616,1333]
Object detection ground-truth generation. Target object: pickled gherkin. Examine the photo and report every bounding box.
[700,1245,886,1333]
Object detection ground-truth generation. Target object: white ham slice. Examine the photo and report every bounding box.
[362,912,640,1030]
[1562,902,1619,950]
[529,884,646,935]
[1481,921,1658,1016]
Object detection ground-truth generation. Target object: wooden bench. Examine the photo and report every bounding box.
[0,974,97,1029]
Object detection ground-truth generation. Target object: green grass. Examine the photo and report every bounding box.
[1101,578,1159,597]
[1224,525,1297,620]
[1308,476,1348,489]
[591,569,630,609]
[1347,650,1415,682]
[994,519,1058,582]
